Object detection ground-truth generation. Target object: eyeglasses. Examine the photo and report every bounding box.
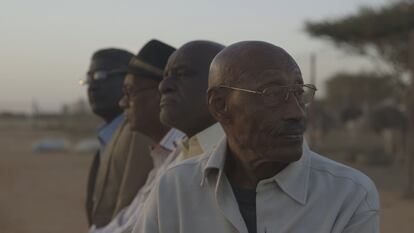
[216,84,317,107]
[79,69,127,85]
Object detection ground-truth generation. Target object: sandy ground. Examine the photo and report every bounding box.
[0,122,413,233]
[0,124,91,233]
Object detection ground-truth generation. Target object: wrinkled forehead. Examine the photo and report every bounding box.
[166,47,207,71]
[89,58,125,72]
[213,44,302,86]
[166,51,186,68]
[235,68,303,89]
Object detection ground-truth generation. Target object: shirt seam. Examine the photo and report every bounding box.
[163,155,208,174]
[309,166,378,210]
[310,166,370,192]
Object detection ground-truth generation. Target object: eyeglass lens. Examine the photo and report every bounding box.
[263,85,315,106]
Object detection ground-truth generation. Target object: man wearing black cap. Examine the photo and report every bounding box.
[89,40,184,233]
[84,48,133,226]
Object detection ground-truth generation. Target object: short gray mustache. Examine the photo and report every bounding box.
[270,122,305,137]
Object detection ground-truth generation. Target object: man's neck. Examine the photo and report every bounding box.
[136,122,170,143]
[183,120,216,138]
[225,141,288,190]
[101,111,122,124]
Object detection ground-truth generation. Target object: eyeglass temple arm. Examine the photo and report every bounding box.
[217,85,262,94]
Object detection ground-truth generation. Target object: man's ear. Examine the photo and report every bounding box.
[207,88,231,124]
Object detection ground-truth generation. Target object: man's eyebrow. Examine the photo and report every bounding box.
[257,81,285,90]
[164,65,187,76]
[256,76,304,90]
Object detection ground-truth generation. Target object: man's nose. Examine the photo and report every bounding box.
[158,76,176,94]
[119,95,128,110]
[282,93,306,121]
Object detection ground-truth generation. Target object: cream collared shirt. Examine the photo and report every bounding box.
[177,123,224,161]
[134,136,380,233]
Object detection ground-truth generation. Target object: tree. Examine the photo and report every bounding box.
[305,1,414,75]
[326,72,396,112]
[305,0,414,195]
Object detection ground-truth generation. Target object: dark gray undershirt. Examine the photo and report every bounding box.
[231,185,257,233]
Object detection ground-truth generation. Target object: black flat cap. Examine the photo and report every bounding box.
[92,48,134,67]
[127,39,176,81]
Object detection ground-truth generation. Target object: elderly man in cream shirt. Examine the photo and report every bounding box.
[134,41,380,233]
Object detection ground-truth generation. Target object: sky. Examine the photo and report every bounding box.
[0,0,390,113]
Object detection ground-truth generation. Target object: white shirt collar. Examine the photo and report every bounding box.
[202,136,311,205]
[159,128,186,151]
[193,123,224,152]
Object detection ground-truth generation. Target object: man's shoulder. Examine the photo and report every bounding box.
[309,151,377,194]
[167,153,209,174]
[159,153,209,186]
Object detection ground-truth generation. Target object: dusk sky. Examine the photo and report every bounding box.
[1,0,389,113]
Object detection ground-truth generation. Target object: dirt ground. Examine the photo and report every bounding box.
[0,121,413,233]
[0,122,91,233]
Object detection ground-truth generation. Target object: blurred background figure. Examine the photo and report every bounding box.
[83,48,133,226]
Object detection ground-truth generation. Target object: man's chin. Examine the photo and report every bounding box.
[264,146,303,163]
[128,121,139,132]
[282,147,303,162]
[289,149,303,162]
[93,103,122,118]
[91,106,106,118]
[160,110,179,128]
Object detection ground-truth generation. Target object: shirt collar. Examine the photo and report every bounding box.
[202,136,227,175]
[151,129,185,168]
[194,123,224,152]
[272,140,311,205]
[150,144,173,168]
[97,114,124,149]
[179,123,225,159]
[159,128,186,151]
[202,136,311,205]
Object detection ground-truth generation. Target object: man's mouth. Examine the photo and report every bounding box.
[271,121,306,137]
[88,91,102,100]
[270,128,304,137]
[160,96,177,107]
[279,134,303,142]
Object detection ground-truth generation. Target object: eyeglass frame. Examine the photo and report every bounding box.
[211,83,317,107]
[79,68,127,85]
[122,85,158,103]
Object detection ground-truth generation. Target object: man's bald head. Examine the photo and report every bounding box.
[207,41,307,169]
[209,41,301,88]
[159,40,224,137]
[168,40,224,76]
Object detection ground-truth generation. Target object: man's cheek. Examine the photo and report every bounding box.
[239,123,261,149]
